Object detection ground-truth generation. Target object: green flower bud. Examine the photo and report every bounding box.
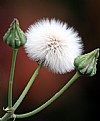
[74,48,99,76]
[3,18,26,49]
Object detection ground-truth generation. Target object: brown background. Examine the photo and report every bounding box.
[0,0,100,121]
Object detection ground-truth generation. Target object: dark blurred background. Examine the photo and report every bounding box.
[0,0,100,121]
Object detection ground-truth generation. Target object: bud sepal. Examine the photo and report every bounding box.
[74,48,99,76]
[3,18,26,49]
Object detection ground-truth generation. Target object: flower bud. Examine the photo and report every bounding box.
[3,18,26,49]
[74,48,99,76]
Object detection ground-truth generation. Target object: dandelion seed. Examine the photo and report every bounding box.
[25,18,83,74]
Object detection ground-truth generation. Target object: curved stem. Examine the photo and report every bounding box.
[16,72,81,119]
[8,49,18,108]
[13,63,43,111]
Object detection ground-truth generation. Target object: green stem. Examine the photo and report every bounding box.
[8,49,18,108]
[0,113,10,121]
[1,63,43,121]
[0,49,18,121]
[13,63,43,111]
[16,72,81,119]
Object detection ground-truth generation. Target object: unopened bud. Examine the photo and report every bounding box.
[3,18,26,49]
[74,48,99,76]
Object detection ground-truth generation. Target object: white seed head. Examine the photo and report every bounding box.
[25,18,83,74]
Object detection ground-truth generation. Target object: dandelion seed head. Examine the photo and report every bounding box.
[25,18,83,74]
